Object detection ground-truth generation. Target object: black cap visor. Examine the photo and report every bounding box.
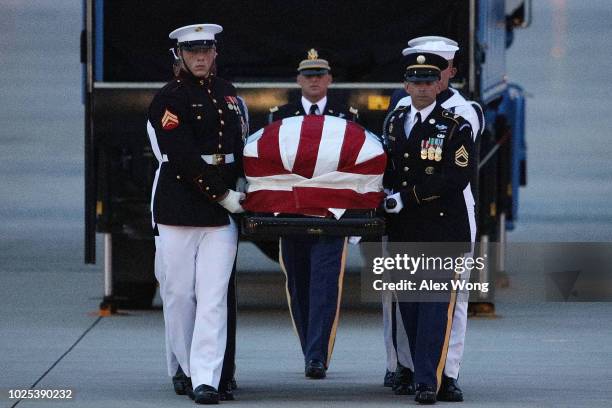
[179,40,216,51]
[299,68,330,76]
[404,68,441,83]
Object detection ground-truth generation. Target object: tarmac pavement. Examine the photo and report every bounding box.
[2,261,612,407]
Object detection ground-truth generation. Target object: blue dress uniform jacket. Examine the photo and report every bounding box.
[383,103,474,246]
[270,98,355,369]
[148,72,246,226]
[383,102,476,391]
[268,99,358,124]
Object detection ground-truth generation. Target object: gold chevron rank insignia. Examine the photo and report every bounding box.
[161,109,179,130]
[455,145,469,167]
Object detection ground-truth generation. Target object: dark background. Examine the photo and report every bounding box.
[102,0,468,82]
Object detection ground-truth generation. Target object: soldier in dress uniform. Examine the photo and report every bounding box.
[383,36,483,401]
[382,52,475,404]
[269,48,359,123]
[267,49,357,380]
[146,23,247,405]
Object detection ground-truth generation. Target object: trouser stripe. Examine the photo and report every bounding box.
[325,237,348,367]
[435,274,459,391]
[279,239,301,343]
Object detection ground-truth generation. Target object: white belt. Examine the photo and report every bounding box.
[161,153,235,165]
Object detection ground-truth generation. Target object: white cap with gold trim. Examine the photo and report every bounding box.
[402,36,459,60]
[169,24,223,49]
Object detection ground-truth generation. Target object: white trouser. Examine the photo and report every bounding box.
[444,204,476,378]
[384,205,476,378]
[444,265,471,379]
[359,239,411,372]
[154,236,179,376]
[157,219,237,389]
[382,290,413,371]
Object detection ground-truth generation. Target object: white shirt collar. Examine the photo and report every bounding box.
[302,96,327,114]
[409,100,436,124]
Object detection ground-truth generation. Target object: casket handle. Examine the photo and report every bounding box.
[306,227,324,235]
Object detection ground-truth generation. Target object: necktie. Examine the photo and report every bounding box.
[309,104,318,115]
[414,112,422,128]
[409,112,423,137]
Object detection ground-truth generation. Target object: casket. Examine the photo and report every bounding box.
[242,211,386,237]
[241,115,386,238]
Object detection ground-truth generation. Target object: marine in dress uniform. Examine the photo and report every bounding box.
[151,47,244,401]
[268,50,358,379]
[382,52,475,404]
[383,37,483,402]
[146,23,247,405]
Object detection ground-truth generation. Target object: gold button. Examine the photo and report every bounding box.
[199,80,204,85]
[212,194,217,198]
[401,181,407,187]
[205,186,210,191]
[208,89,212,93]
[218,144,222,149]
[198,179,203,183]
[218,131,223,136]
[176,175,181,180]
[220,120,225,125]
[212,99,217,103]
[218,109,223,114]
[176,80,181,83]
[196,115,202,120]
[403,167,409,172]
[440,212,444,216]
[404,153,409,158]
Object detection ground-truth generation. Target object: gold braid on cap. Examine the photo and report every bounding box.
[407,64,441,71]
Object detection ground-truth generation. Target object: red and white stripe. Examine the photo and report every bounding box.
[243,115,386,217]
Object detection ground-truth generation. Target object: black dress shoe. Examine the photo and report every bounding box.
[392,364,415,395]
[437,375,464,402]
[415,384,437,404]
[218,380,235,401]
[192,384,220,405]
[172,366,193,396]
[305,360,326,379]
[384,370,395,387]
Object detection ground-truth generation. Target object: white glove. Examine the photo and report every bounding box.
[348,236,362,245]
[235,177,249,193]
[219,189,246,213]
[384,192,404,214]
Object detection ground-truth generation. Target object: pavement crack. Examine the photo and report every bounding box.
[9,316,103,408]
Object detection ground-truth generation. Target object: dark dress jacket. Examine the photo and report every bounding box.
[383,103,475,246]
[148,71,247,226]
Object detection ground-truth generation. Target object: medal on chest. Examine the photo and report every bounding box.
[224,95,239,112]
[422,137,445,161]
[435,145,443,162]
[427,138,436,160]
[420,140,428,159]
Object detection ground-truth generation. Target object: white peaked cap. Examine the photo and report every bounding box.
[408,35,458,47]
[169,24,223,43]
[401,40,459,60]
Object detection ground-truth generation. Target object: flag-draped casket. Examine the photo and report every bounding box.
[242,115,386,218]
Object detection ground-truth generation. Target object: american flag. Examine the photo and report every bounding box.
[242,115,386,218]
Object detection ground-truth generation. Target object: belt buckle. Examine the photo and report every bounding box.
[213,154,225,165]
